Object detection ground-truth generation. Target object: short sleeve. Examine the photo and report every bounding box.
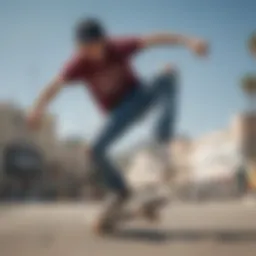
[113,37,143,57]
[60,56,83,82]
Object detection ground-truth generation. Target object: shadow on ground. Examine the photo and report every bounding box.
[109,229,256,244]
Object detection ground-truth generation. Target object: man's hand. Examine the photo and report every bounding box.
[141,33,209,57]
[26,108,44,131]
[187,39,209,57]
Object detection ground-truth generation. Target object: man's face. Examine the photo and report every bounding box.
[77,39,107,60]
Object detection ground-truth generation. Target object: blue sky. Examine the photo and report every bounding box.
[0,0,255,148]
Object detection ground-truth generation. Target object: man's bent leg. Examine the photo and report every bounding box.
[91,87,146,195]
[91,87,148,231]
[136,68,178,219]
[151,68,179,143]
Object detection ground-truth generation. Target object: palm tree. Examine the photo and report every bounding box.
[241,74,256,112]
[242,74,256,94]
[249,33,256,57]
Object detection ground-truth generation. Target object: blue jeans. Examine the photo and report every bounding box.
[91,72,178,195]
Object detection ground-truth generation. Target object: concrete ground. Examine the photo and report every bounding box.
[0,201,256,256]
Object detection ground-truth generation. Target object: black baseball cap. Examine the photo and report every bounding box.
[75,18,106,43]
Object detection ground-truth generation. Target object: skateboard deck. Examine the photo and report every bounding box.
[91,195,169,236]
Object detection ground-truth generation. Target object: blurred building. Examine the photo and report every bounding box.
[126,113,254,200]
[0,103,57,152]
[190,113,255,181]
[56,137,90,177]
[127,149,164,189]
[169,135,193,184]
[0,103,58,179]
[0,103,93,200]
[178,113,256,199]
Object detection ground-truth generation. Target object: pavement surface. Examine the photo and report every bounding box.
[1,201,256,256]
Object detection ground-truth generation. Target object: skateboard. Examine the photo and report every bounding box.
[91,195,169,236]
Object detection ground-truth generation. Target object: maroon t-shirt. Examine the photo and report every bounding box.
[61,37,143,111]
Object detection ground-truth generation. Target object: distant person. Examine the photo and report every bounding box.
[27,18,209,234]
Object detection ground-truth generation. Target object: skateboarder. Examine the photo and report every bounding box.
[27,17,209,233]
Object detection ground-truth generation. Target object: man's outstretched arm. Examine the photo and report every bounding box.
[140,32,209,56]
[27,76,66,129]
